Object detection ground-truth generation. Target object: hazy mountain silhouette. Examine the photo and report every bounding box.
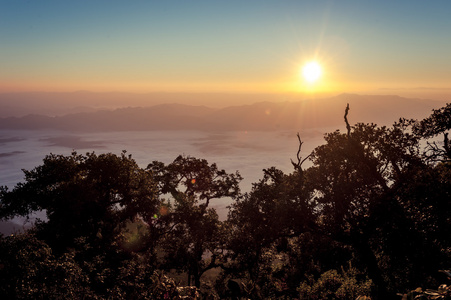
[0,94,446,132]
[0,91,296,117]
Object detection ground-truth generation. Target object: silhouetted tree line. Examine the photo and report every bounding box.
[1,104,450,299]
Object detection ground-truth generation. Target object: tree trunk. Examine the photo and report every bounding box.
[194,273,201,288]
[352,233,394,299]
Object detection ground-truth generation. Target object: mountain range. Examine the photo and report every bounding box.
[0,93,447,132]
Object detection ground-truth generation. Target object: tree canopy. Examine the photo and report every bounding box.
[1,103,450,299]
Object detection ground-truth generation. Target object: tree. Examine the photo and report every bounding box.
[0,231,94,299]
[226,166,314,293]
[0,151,159,252]
[0,151,161,297]
[298,266,373,300]
[303,107,451,297]
[411,103,451,161]
[224,103,451,298]
[224,133,324,298]
[1,103,449,298]
[147,155,242,288]
[225,143,357,298]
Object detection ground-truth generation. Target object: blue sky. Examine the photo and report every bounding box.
[1,0,451,95]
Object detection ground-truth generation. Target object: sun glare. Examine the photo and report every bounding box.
[302,61,322,83]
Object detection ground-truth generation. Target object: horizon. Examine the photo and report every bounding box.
[1,89,450,104]
[2,1,451,99]
[1,90,449,120]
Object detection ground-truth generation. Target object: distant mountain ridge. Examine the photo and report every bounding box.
[0,94,447,132]
[0,91,297,117]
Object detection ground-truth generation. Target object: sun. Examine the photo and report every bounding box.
[301,61,322,83]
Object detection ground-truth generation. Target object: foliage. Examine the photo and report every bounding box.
[0,103,450,299]
[0,231,95,299]
[148,271,200,300]
[298,266,373,300]
[0,151,161,298]
[147,155,242,287]
[0,151,159,254]
[400,270,451,300]
[301,118,451,296]
[412,103,451,138]
[411,102,451,161]
[225,165,317,297]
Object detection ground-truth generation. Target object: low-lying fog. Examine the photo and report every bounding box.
[0,128,331,233]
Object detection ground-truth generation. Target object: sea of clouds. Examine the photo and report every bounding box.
[0,128,331,231]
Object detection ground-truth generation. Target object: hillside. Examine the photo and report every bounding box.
[0,94,446,132]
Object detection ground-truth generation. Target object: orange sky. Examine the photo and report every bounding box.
[1,1,451,100]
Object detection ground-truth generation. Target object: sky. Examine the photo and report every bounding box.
[1,0,451,97]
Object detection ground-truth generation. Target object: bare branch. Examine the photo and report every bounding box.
[423,139,450,163]
[444,132,451,159]
[344,103,351,137]
[291,132,312,171]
